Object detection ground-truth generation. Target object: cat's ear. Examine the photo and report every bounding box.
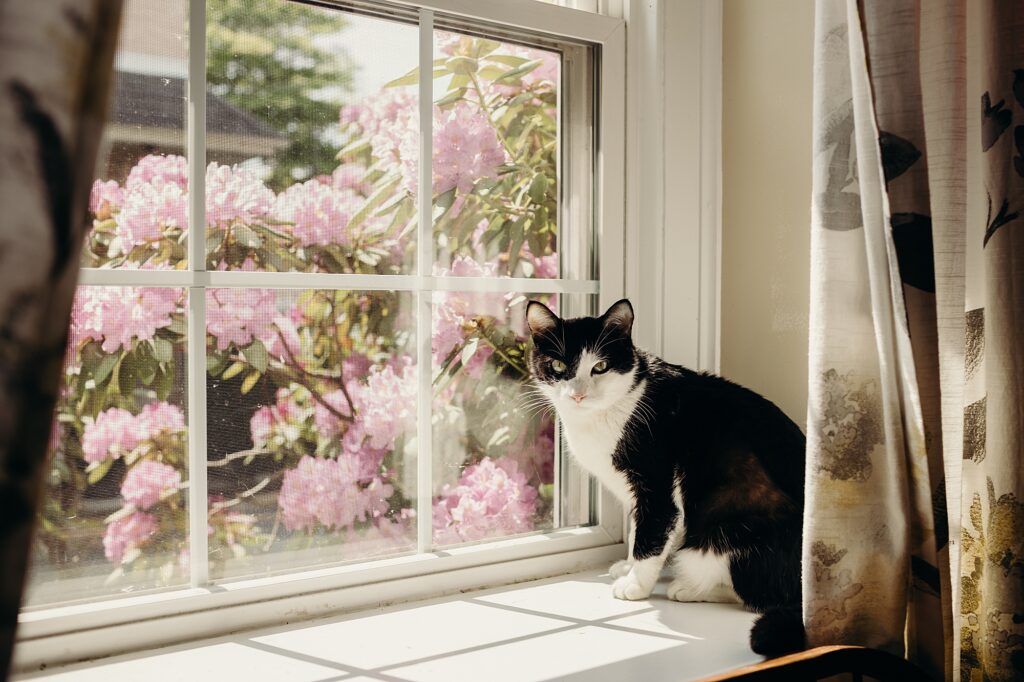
[526,300,560,336]
[601,299,634,336]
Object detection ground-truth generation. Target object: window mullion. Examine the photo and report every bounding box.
[415,9,435,554]
[186,0,209,587]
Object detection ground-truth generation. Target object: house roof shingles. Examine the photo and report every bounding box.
[113,71,284,141]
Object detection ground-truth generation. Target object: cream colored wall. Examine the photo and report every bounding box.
[720,0,815,428]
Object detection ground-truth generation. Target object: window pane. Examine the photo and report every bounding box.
[206,289,416,579]
[206,1,418,275]
[26,287,188,607]
[432,31,561,279]
[83,0,189,270]
[432,291,559,546]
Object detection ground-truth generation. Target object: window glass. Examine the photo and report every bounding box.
[206,289,416,579]
[432,31,561,279]
[206,1,419,275]
[27,286,188,606]
[82,0,189,270]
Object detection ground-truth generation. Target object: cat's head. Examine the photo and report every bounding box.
[525,299,638,414]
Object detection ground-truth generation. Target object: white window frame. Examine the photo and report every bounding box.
[15,0,628,669]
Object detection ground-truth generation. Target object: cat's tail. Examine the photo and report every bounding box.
[749,605,805,657]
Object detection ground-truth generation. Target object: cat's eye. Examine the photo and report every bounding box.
[592,360,609,374]
[550,359,567,374]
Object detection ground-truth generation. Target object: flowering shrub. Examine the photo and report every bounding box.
[38,30,563,596]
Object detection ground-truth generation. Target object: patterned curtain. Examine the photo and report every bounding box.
[805,1,1023,680]
[0,1,123,678]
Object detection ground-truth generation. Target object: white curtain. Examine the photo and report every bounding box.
[806,1,1023,680]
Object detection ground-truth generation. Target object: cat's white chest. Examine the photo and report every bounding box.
[557,384,645,505]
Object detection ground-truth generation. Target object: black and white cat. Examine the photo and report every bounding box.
[526,298,806,657]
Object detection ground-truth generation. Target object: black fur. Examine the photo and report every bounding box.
[528,299,806,657]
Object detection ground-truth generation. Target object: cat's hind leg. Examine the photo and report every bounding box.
[667,548,742,603]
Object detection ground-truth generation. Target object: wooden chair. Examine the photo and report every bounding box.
[698,645,934,682]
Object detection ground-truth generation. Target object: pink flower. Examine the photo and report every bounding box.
[342,89,417,140]
[249,388,304,448]
[431,257,503,372]
[81,407,139,463]
[263,314,302,362]
[72,287,180,353]
[103,512,158,563]
[205,162,275,226]
[206,288,277,350]
[278,456,393,531]
[313,388,353,439]
[135,401,186,441]
[90,179,123,216]
[121,460,181,509]
[81,402,185,464]
[358,356,416,451]
[531,253,559,279]
[433,457,538,544]
[394,104,506,196]
[332,164,371,195]
[126,155,187,190]
[273,180,360,247]
[116,180,188,247]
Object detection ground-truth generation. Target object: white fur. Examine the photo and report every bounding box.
[539,348,685,601]
[613,515,685,600]
[667,548,741,603]
[539,351,643,506]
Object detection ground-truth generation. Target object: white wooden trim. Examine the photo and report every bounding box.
[623,0,721,372]
[185,0,209,587]
[15,530,622,671]
[699,0,723,374]
[595,18,627,542]
[395,0,622,42]
[414,9,434,553]
[76,269,600,294]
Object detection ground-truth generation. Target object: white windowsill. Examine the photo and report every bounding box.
[15,569,761,682]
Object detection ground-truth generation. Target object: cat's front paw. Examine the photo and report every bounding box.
[612,572,653,600]
[608,559,633,579]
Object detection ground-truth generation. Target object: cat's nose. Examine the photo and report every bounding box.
[570,391,586,403]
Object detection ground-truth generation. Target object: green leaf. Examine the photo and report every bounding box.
[446,56,478,75]
[222,361,246,381]
[493,59,542,84]
[240,371,261,395]
[434,187,457,211]
[207,352,227,376]
[384,66,446,88]
[87,457,114,485]
[152,365,174,400]
[335,137,371,161]
[206,231,225,256]
[151,337,174,364]
[92,352,120,386]
[487,54,531,68]
[242,339,268,373]
[232,223,263,249]
[477,65,507,81]
[475,39,502,58]
[435,87,467,107]
[384,66,419,88]
[528,173,549,204]
[167,316,187,336]
[348,176,402,234]
[137,353,158,385]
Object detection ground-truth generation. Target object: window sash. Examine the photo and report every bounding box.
[17,0,625,667]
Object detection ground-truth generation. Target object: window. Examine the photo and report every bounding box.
[19,0,624,662]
